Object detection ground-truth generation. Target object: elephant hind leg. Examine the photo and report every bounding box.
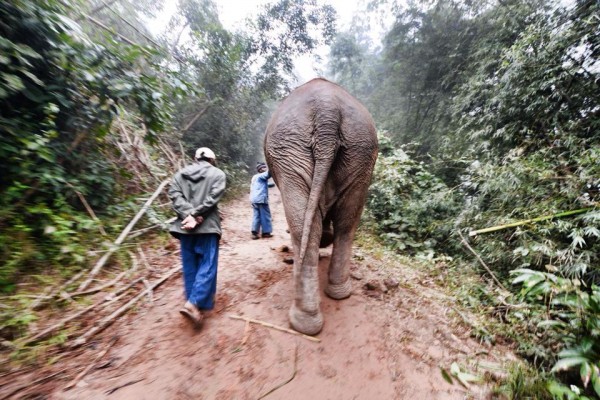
[325,191,368,301]
[324,228,354,300]
[281,193,324,335]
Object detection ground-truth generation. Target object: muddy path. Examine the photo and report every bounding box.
[3,188,513,399]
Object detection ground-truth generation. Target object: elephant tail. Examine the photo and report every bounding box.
[297,115,340,269]
[297,157,334,269]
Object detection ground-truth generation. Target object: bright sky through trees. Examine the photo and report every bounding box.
[148,0,388,83]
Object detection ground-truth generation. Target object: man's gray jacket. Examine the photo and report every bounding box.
[168,160,226,237]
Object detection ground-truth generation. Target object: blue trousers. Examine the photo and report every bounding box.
[251,203,272,234]
[179,234,219,310]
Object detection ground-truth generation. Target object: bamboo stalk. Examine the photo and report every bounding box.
[67,183,107,236]
[178,141,187,169]
[78,179,170,291]
[469,207,595,237]
[181,105,210,133]
[458,231,507,291]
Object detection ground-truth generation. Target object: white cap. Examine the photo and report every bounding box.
[195,147,216,160]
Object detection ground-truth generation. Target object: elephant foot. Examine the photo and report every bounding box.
[289,304,323,335]
[325,279,352,300]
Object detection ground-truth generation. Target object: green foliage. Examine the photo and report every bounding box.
[367,135,461,256]
[453,1,599,161]
[329,0,600,396]
[494,362,553,399]
[453,0,600,280]
[0,0,176,290]
[512,269,600,397]
[459,153,600,276]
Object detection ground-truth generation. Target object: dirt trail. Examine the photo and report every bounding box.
[7,188,513,399]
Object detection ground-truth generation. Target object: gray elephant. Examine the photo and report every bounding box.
[264,78,378,335]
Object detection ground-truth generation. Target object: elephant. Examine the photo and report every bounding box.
[264,78,378,335]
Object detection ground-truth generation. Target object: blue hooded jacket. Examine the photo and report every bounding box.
[249,170,271,204]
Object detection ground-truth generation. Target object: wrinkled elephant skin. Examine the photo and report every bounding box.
[264,78,378,335]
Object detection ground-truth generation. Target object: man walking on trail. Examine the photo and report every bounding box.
[168,147,226,328]
[250,162,273,240]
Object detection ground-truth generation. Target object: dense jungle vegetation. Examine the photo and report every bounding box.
[1,0,599,398]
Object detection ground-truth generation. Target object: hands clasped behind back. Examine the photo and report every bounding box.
[181,215,205,230]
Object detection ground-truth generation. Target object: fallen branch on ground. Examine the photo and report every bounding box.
[137,245,153,272]
[78,179,170,291]
[127,218,176,240]
[29,271,85,311]
[23,278,143,345]
[229,315,320,343]
[64,337,118,390]
[68,270,128,298]
[157,137,181,171]
[1,369,66,400]
[142,279,153,303]
[72,266,180,347]
[257,343,298,399]
[105,378,145,395]
[181,105,210,133]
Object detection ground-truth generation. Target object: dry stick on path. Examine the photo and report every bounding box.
[157,137,181,170]
[229,315,321,343]
[105,378,146,395]
[23,278,143,345]
[0,369,67,400]
[458,231,507,291]
[137,245,153,272]
[72,266,181,347]
[64,337,118,391]
[142,279,154,303]
[257,343,299,399]
[68,270,128,298]
[78,179,170,291]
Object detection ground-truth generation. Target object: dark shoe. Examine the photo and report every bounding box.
[180,301,203,328]
[251,233,260,240]
[262,233,273,238]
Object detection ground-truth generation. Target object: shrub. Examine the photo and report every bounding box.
[367,138,461,257]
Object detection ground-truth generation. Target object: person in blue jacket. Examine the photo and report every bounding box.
[250,162,273,240]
